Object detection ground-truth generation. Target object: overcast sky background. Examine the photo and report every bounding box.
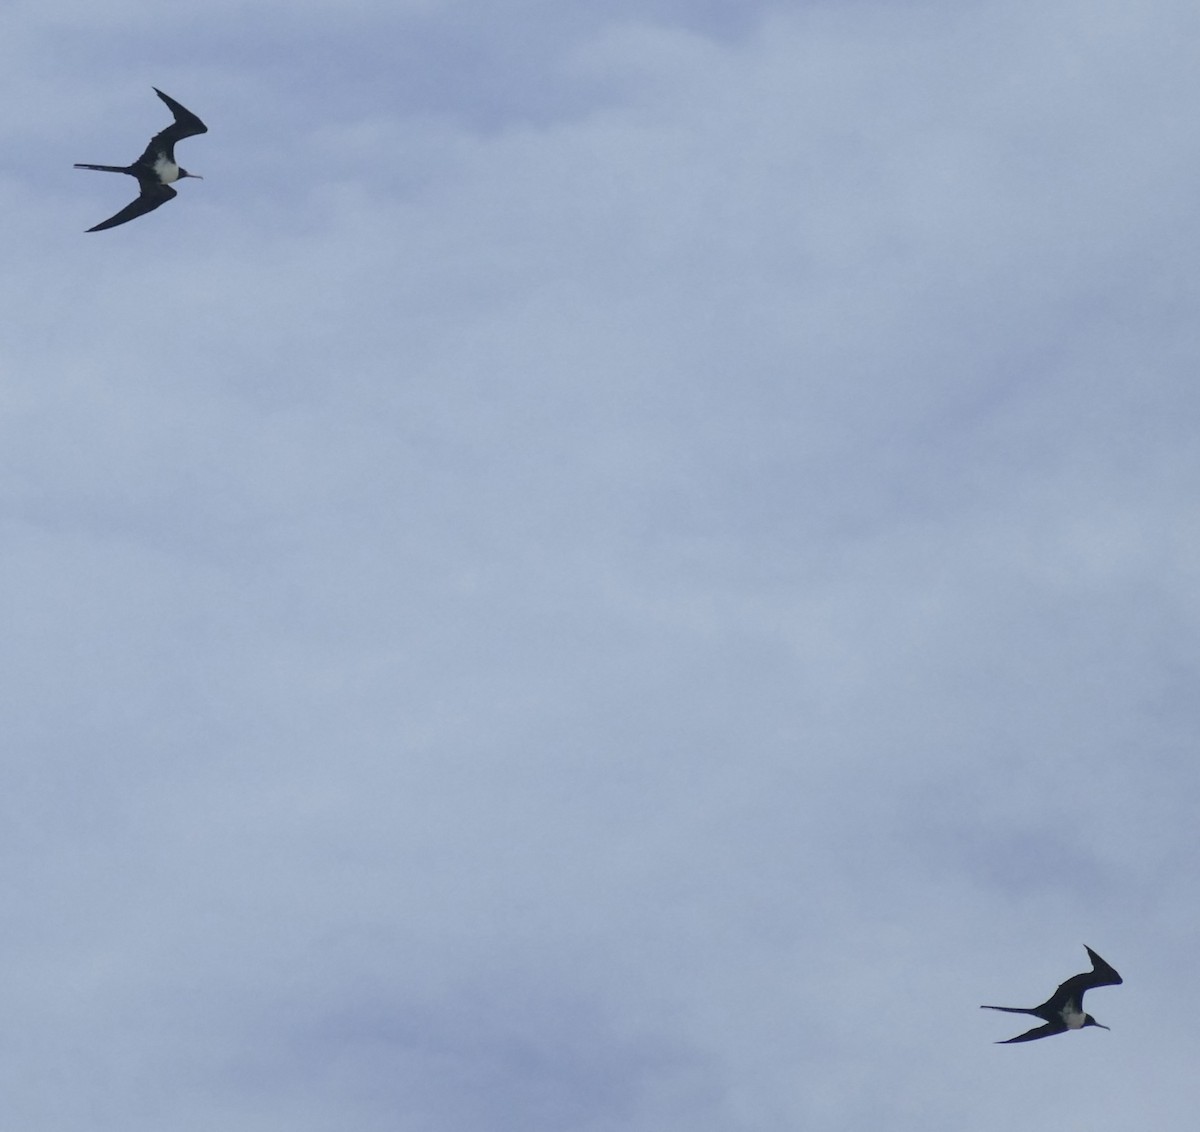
[2,1,1199,1128]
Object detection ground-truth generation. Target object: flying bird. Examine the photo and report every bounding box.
[75,87,207,232]
[982,945,1122,1043]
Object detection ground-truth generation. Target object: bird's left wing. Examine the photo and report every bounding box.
[996,1022,1061,1044]
[86,183,177,232]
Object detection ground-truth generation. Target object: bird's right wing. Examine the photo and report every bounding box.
[1045,946,1123,1011]
[153,88,207,142]
[1082,946,1123,988]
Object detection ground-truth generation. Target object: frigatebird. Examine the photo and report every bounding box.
[982,945,1122,1043]
[75,88,207,232]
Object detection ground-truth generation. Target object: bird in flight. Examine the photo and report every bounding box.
[75,87,207,232]
[982,945,1122,1043]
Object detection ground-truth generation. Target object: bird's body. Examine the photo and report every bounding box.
[75,88,207,232]
[982,945,1122,1043]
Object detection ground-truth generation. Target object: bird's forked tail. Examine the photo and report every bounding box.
[74,163,129,173]
[980,1005,1039,1015]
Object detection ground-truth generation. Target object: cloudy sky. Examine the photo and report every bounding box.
[2,1,1199,1128]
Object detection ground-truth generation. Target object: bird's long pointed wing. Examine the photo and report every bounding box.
[136,88,208,165]
[85,183,176,232]
[997,1022,1063,1044]
[1082,946,1123,988]
[1043,947,1123,1011]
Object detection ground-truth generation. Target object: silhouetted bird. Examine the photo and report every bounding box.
[75,88,207,232]
[982,945,1122,1043]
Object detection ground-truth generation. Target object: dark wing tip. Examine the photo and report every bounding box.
[151,87,208,134]
[1083,945,1123,986]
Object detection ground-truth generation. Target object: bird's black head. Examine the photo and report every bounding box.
[1084,1015,1110,1031]
[178,167,203,180]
